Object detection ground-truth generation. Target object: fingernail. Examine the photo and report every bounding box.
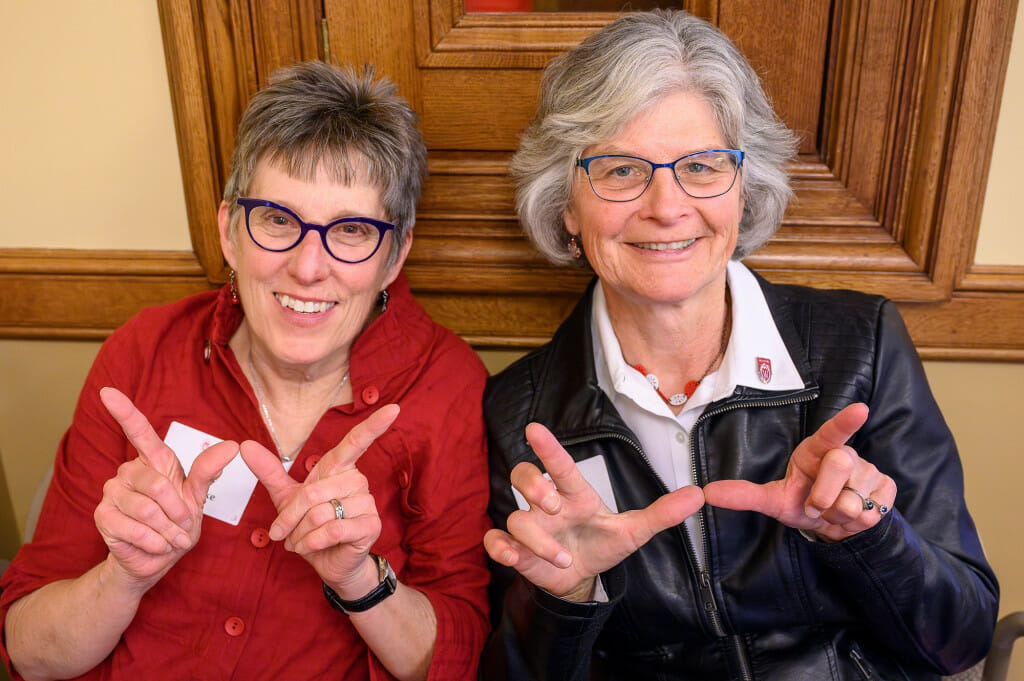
[501,549,516,565]
[269,525,284,541]
[174,534,191,550]
[541,493,560,514]
[554,550,572,568]
[182,517,193,531]
[805,506,821,519]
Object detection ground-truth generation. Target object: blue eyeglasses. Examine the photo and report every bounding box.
[236,198,395,264]
[577,149,744,202]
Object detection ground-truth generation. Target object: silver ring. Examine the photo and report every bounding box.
[874,501,891,515]
[841,485,875,511]
[329,498,344,520]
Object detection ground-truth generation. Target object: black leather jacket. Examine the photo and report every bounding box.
[481,275,998,681]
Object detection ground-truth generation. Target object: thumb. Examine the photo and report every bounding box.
[184,440,240,509]
[703,479,782,517]
[627,485,705,546]
[238,439,297,509]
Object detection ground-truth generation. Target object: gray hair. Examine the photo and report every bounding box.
[223,61,426,267]
[512,9,797,266]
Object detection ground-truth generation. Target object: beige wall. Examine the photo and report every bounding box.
[1,2,1022,675]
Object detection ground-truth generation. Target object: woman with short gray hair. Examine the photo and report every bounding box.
[483,10,997,680]
[1,61,491,681]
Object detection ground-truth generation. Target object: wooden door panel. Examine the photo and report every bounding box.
[420,70,543,149]
[5,0,1020,360]
[716,1,831,157]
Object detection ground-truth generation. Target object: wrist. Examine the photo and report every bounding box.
[99,553,162,599]
[323,553,397,615]
[556,577,597,603]
[325,554,380,601]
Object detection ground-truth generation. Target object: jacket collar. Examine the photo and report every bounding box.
[530,272,819,441]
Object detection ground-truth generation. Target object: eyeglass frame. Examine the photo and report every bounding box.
[576,149,745,202]
[235,197,395,264]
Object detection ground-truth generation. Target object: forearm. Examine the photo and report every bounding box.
[5,555,150,681]
[346,581,437,681]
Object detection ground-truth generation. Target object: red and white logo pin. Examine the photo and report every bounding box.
[757,357,772,384]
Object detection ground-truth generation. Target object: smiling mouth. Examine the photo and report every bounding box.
[275,293,335,314]
[633,238,697,251]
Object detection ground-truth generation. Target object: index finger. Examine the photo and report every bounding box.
[100,387,180,476]
[524,422,594,499]
[791,403,869,468]
[314,403,400,477]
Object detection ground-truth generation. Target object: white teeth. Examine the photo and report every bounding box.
[275,293,334,314]
[635,239,696,251]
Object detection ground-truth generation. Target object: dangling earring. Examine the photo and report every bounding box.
[379,289,390,312]
[229,269,240,305]
[567,236,582,260]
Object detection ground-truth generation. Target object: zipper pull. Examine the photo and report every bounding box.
[698,569,718,614]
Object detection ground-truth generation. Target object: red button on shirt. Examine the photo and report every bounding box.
[361,385,380,405]
[224,616,245,636]
[250,528,270,548]
[304,454,322,473]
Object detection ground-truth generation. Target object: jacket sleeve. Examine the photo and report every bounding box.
[805,299,999,673]
[480,361,623,681]
[481,445,624,680]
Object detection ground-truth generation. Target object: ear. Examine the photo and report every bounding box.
[381,230,413,289]
[218,201,238,271]
[562,202,581,237]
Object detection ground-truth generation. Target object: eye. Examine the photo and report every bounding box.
[594,158,647,181]
[682,161,719,176]
[339,223,367,236]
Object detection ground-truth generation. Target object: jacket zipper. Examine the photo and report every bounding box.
[559,390,818,680]
[688,390,820,681]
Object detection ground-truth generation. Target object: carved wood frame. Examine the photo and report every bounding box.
[0,0,1020,361]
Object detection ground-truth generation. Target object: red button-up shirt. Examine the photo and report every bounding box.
[1,273,491,680]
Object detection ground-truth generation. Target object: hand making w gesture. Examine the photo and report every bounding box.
[239,403,399,595]
[703,403,897,542]
[485,422,705,602]
[95,387,240,588]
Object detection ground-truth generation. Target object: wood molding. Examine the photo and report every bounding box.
[2,0,1021,363]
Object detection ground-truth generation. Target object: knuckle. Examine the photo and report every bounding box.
[299,484,322,508]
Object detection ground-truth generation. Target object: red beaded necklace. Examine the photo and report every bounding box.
[632,297,731,408]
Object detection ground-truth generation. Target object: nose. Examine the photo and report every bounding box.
[288,229,332,282]
[641,166,695,220]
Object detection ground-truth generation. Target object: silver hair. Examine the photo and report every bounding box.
[222,61,426,268]
[511,9,797,266]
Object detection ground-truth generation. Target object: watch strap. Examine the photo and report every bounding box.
[323,553,397,615]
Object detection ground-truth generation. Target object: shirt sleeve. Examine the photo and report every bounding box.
[0,323,144,676]
[368,337,492,681]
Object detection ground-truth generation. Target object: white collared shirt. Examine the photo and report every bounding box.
[591,260,805,566]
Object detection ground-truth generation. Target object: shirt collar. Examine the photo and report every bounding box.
[593,261,804,417]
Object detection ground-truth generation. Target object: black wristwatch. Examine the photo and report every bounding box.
[323,553,397,615]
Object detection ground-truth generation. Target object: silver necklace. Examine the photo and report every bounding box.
[248,353,349,462]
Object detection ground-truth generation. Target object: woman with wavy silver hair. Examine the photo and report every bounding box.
[483,10,996,681]
[512,9,794,265]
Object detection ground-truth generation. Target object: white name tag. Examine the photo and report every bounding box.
[163,421,292,526]
[512,454,618,513]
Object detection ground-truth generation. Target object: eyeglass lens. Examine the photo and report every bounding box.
[584,150,741,201]
[243,202,387,263]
